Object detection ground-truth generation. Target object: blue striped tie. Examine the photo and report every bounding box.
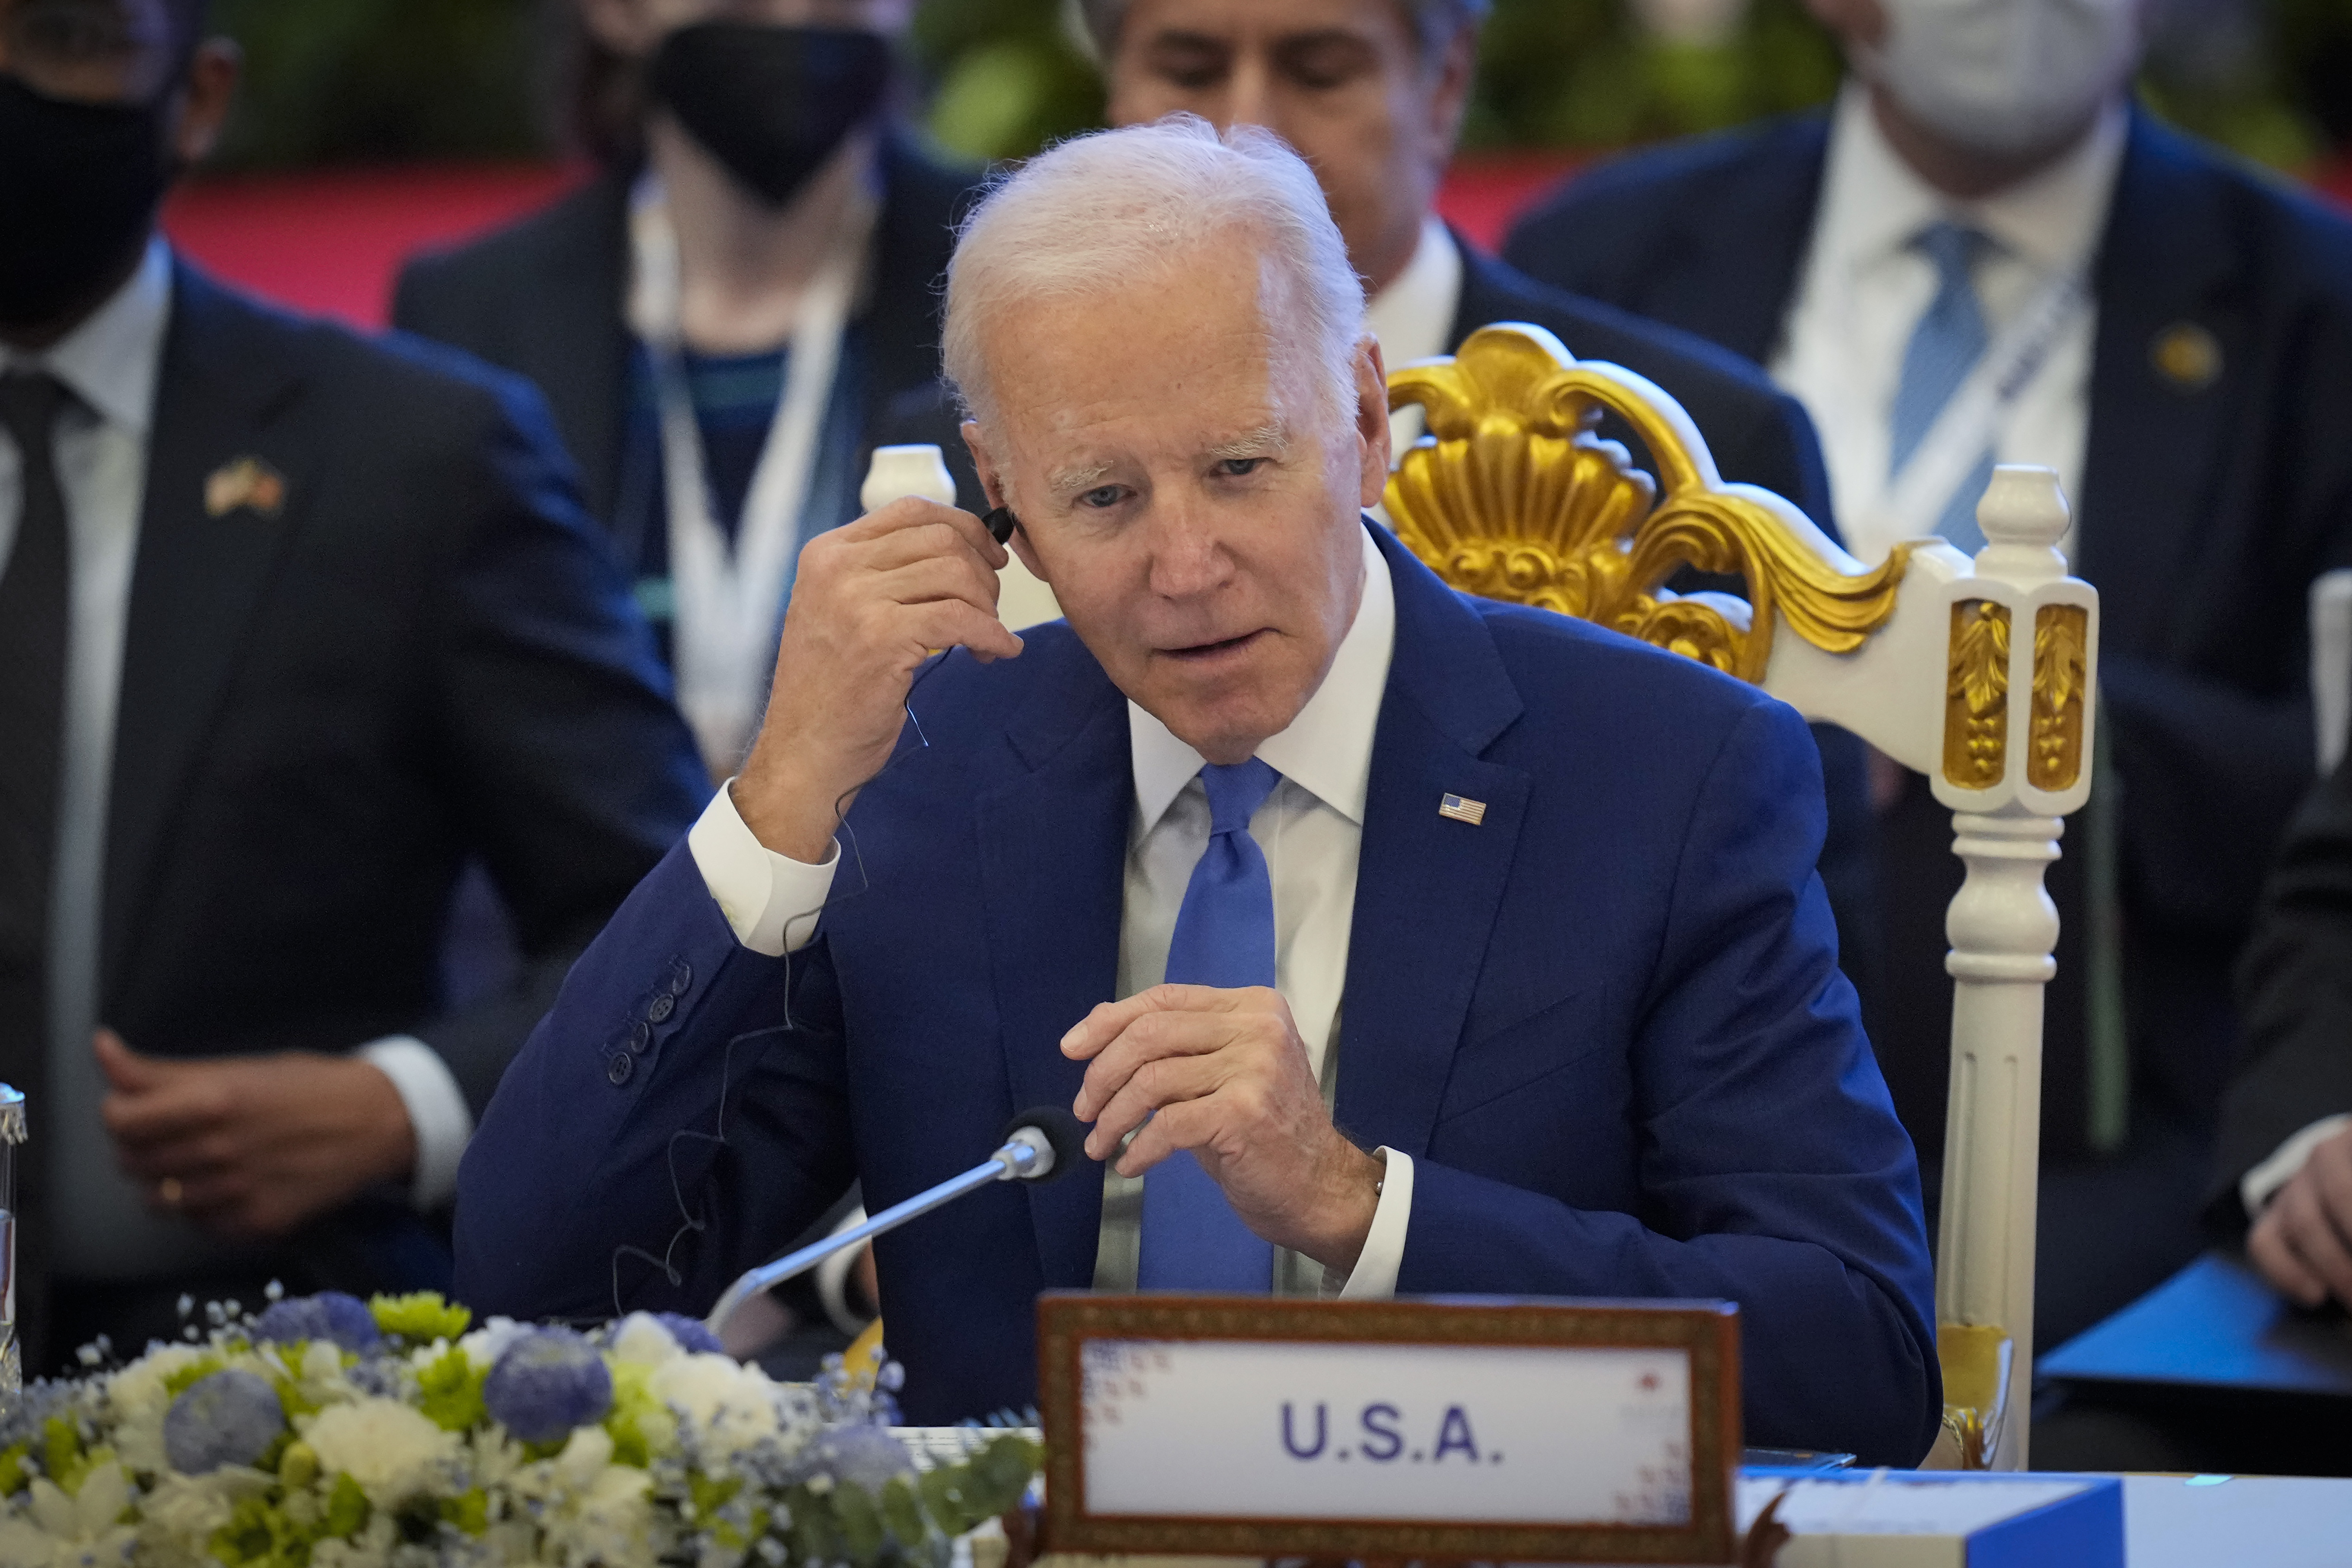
[1136,759,1283,1291]
[1890,221,1994,555]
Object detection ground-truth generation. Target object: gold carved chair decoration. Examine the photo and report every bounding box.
[1387,324,2102,1472]
[1383,323,1910,682]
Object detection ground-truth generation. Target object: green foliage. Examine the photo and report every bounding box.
[162,1354,227,1399]
[763,1433,1039,1568]
[206,0,547,170]
[908,0,1104,161]
[601,1356,668,1468]
[438,1488,491,1537]
[40,1417,83,1494]
[207,1472,369,1568]
[1467,0,1841,148]
[415,1345,488,1434]
[0,1442,27,1498]
[323,1474,370,1539]
[176,0,2352,175]
[370,1291,474,1345]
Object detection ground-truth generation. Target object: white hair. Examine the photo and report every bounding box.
[941,114,1367,435]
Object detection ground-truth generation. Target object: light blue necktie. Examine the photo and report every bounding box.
[1889,221,1994,555]
[1136,758,1283,1292]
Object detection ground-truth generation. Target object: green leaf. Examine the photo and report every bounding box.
[881,1474,932,1548]
[833,1481,887,1565]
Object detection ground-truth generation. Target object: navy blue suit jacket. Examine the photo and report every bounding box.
[1505,111,2352,1151]
[456,524,1940,1464]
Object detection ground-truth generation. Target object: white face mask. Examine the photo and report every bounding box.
[1857,0,2140,159]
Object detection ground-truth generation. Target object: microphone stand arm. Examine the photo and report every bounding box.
[704,1138,1045,1346]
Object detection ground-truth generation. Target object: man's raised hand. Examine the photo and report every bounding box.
[1062,985,1383,1275]
[735,499,1022,861]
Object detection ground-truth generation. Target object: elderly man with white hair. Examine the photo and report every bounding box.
[456,117,1940,1465]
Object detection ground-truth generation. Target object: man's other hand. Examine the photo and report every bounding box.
[1063,985,1382,1275]
[2249,1123,2352,1308]
[735,499,1022,862]
[94,1029,417,1241]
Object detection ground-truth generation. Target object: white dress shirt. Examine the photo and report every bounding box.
[1368,217,1465,464]
[1770,82,2128,566]
[0,242,470,1279]
[688,524,1416,1297]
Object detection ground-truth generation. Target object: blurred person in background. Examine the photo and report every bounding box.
[1506,0,2352,1351]
[396,0,978,779]
[0,0,706,1365]
[2217,754,2352,1311]
[1079,0,1890,1025]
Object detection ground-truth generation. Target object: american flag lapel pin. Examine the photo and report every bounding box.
[205,455,287,519]
[1438,792,1487,826]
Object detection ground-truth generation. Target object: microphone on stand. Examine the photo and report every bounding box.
[706,1106,1089,1359]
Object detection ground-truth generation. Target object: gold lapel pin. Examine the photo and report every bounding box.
[2149,321,2221,394]
[205,455,287,519]
[1439,793,1487,826]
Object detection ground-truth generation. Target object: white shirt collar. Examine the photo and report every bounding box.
[1819,81,2129,278]
[1365,217,1463,371]
[0,236,171,436]
[1129,523,1396,831]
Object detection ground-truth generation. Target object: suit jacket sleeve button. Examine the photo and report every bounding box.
[646,993,676,1025]
[607,1053,634,1085]
[668,960,692,996]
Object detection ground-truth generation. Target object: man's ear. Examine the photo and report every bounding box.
[961,419,1048,580]
[171,38,241,166]
[1352,335,1391,510]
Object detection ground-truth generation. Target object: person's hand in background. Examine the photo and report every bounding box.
[95,1029,415,1240]
[2248,1122,2352,1308]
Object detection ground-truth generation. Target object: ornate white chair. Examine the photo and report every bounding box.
[1386,323,2100,1470]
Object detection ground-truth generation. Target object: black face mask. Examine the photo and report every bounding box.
[646,23,893,209]
[0,74,174,332]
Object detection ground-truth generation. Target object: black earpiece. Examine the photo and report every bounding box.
[983,505,1020,545]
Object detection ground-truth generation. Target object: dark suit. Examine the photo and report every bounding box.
[2212,757,2352,1231]
[7,262,708,1360]
[1441,241,1880,1001]
[457,521,1941,1465]
[1505,111,2352,1184]
[390,137,980,529]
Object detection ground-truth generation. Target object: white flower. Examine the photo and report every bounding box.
[544,1428,655,1566]
[301,1398,463,1508]
[136,1469,270,1568]
[0,1463,138,1568]
[104,1346,205,1476]
[608,1314,685,1368]
[458,1317,531,1372]
[647,1354,786,1461]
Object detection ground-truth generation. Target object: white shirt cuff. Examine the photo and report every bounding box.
[357,1036,474,1210]
[1334,1147,1414,1300]
[685,779,841,957]
[2242,1113,2352,1218]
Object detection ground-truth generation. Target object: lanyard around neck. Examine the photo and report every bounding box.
[628,170,878,775]
[1852,256,2089,557]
